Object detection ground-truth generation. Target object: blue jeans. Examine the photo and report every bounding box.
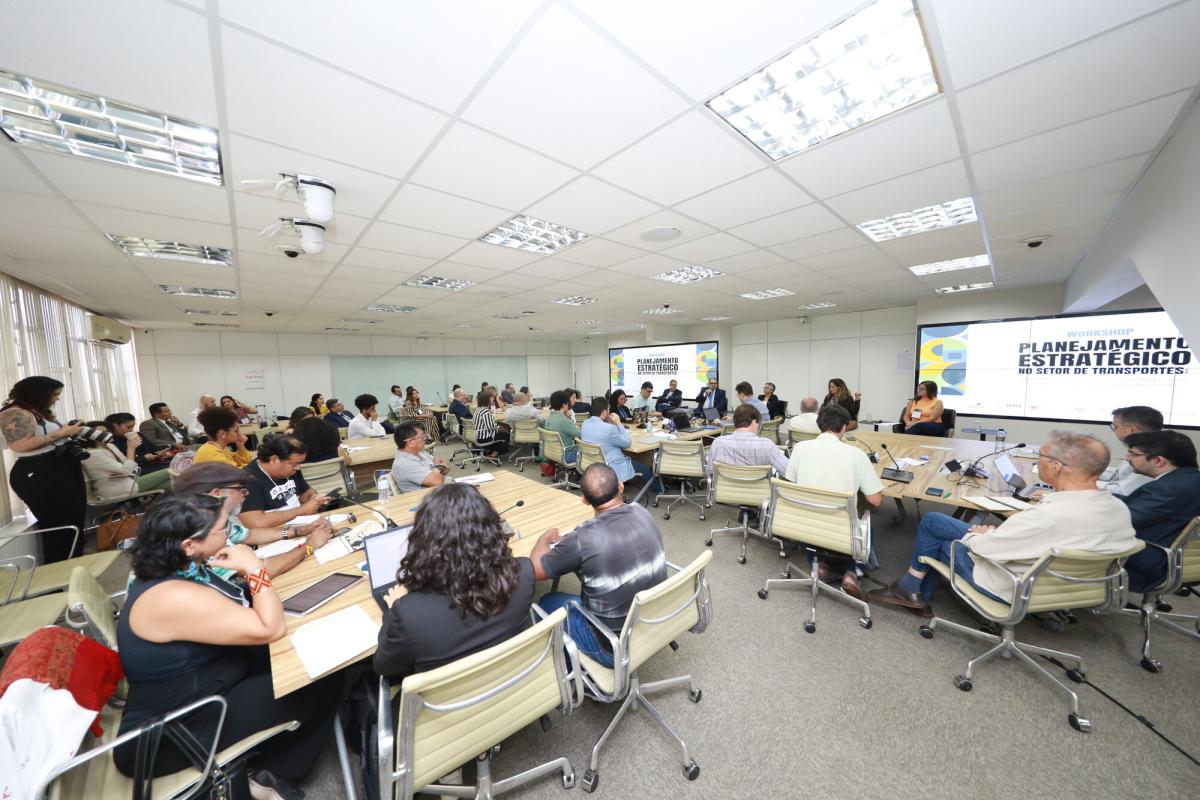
[632,461,664,493]
[537,592,614,668]
[911,513,1004,603]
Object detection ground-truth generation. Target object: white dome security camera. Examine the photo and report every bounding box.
[295,174,335,223]
[259,217,325,256]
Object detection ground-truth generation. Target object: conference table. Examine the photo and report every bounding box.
[342,435,397,486]
[267,470,593,698]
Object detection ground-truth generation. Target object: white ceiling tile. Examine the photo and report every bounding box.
[956,2,1200,152]
[221,26,446,178]
[217,0,540,113]
[591,111,765,205]
[75,205,234,247]
[355,221,467,259]
[0,222,128,265]
[604,253,687,278]
[340,247,435,272]
[554,238,646,268]
[574,0,864,100]
[658,232,757,263]
[805,246,897,272]
[932,0,1178,89]
[767,227,873,262]
[728,204,844,247]
[325,265,406,286]
[0,191,90,230]
[463,5,688,168]
[970,91,1190,191]
[6,0,218,125]
[425,261,508,283]
[0,147,55,196]
[603,210,717,252]
[447,241,543,271]
[524,177,660,236]
[778,99,961,199]
[410,123,579,209]
[985,193,1121,240]
[673,169,814,229]
[706,249,787,274]
[824,160,970,223]
[976,156,1146,218]
[227,134,401,219]
[380,184,511,238]
[874,221,987,259]
[24,151,230,224]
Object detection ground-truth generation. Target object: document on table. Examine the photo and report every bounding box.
[344,446,371,452]
[456,472,495,485]
[990,495,1034,511]
[894,457,929,469]
[961,496,1013,513]
[289,605,379,679]
[255,539,302,559]
[286,514,321,527]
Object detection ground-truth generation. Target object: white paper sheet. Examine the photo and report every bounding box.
[289,605,379,679]
[961,496,1013,513]
[456,472,495,485]
[254,539,302,559]
[286,514,321,527]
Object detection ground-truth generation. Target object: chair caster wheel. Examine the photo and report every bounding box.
[919,625,934,639]
[757,589,768,600]
[778,550,787,558]
[689,688,702,703]
[518,465,524,472]
[540,714,553,732]
[1039,617,1064,633]
[803,622,816,634]
[705,539,713,547]
[652,500,659,508]
[1065,668,1085,684]
[663,513,671,520]
[783,567,792,579]
[953,675,972,692]
[1068,713,1092,733]
[1156,599,1173,612]
[860,617,872,629]
[683,761,700,781]
[581,769,599,793]
[1140,657,1162,673]
[562,772,575,789]
[737,556,746,565]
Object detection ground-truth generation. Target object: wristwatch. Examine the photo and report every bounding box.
[280,528,290,540]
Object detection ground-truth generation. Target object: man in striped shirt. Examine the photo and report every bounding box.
[709,403,789,476]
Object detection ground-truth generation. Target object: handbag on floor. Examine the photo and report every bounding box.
[96,509,141,551]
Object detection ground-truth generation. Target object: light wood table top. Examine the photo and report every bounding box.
[267,470,592,698]
[622,423,722,455]
[342,435,396,467]
[239,420,285,437]
[850,430,1039,512]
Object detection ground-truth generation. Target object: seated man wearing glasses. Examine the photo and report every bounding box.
[869,431,1137,616]
[390,420,452,493]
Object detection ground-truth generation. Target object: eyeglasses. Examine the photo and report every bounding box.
[1125,450,1149,460]
[1037,452,1070,467]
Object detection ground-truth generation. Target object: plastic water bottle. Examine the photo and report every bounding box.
[994,429,1007,453]
[374,469,391,503]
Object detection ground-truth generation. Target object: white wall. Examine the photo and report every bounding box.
[135,329,569,419]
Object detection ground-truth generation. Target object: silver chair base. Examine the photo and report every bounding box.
[546,463,580,490]
[707,509,782,565]
[506,443,535,464]
[426,748,574,799]
[1115,593,1200,673]
[918,616,1093,732]
[583,672,700,793]
[652,480,707,521]
[447,445,472,463]
[757,555,871,632]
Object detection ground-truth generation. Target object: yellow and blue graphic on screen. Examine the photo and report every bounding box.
[694,342,717,381]
[609,350,624,385]
[919,325,967,396]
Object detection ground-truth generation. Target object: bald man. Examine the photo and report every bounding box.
[870,431,1138,615]
[185,393,217,439]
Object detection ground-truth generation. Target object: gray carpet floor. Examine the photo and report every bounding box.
[104,445,1200,798]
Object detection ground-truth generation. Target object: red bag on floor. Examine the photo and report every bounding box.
[540,462,557,478]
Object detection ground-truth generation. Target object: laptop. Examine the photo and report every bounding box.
[702,406,721,423]
[363,524,414,611]
[994,453,1029,498]
[669,410,692,431]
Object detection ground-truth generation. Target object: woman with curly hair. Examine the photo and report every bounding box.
[822,377,861,431]
[373,483,534,681]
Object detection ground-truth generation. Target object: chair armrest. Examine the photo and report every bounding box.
[946,542,1025,625]
[0,554,36,603]
[0,525,81,557]
[377,676,400,800]
[565,600,621,652]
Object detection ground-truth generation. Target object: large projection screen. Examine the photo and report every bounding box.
[608,341,718,400]
[917,308,1198,428]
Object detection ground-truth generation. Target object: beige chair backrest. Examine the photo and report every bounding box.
[393,607,573,796]
[1166,517,1200,589]
[538,427,568,465]
[338,426,349,440]
[512,418,541,445]
[655,439,707,479]
[462,419,478,446]
[711,462,773,509]
[1017,544,1145,615]
[66,566,118,648]
[621,550,713,676]
[764,478,865,562]
[787,429,819,446]
[299,457,349,496]
[758,418,781,443]
[576,439,606,473]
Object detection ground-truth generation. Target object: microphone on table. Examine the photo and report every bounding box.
[436,391,445,404]
[879,443,914,484]
[843,433,879,464]
[497,499,525,517]
[497,500,525,538]
[343,494,398,528]
[958,442,1027,480]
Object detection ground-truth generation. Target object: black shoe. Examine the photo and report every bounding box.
[249,770,305,800]
[867,582,931,613]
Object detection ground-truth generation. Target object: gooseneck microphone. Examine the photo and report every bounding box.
[879,442,914,484]
[961,442,1027,480]
[345,495,398,528]
[843,433,879,464]
[497,499,525,517]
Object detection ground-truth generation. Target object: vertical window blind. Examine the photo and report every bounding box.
[0,272,143,525]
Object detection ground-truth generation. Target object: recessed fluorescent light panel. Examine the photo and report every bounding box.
[160,285,236,299]
[480,215,589,255]
[908,253,990,276]
[325,327,357,332]
[404,275,475,291]
[643,307,683,316]
[701,315,733,321]
[652,265,723,285]
[192,322,239,328]
[365,303,416,313]
[452,323,476,329]
[107,234,232,267]
[796,302,837,309]
[527,327,549,333]
[706,0,940,161]
[338,318,379,325]
[552,296,598,306]
[494,311,535,320]
[934,282,994,294]
[856,197,977,242]
[183,308,237,317]
[740,288,795,300]
[575,320,603,326]
[0,69,222,184]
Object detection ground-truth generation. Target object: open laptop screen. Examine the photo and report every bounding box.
[702,406,720,423]
[364,525,413,590]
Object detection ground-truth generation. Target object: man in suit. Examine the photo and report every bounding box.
[693,377,727,418]
[139,402,191,449]
[501,382,516,404]
[580,397,662,494]
[655,379,683,413]
[323,398,355,428]
[1117,430,1200,592]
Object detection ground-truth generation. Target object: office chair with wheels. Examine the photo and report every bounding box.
[758,418,782,445]
[538,428,579,490]
[918,541,1144,732]
[0,555,70,649]
[508,418,541,469]
[652,440,709,521]
[706,462,777,564]
[458,419,501,472]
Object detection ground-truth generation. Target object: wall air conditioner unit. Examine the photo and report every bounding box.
[89,315,132,345]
